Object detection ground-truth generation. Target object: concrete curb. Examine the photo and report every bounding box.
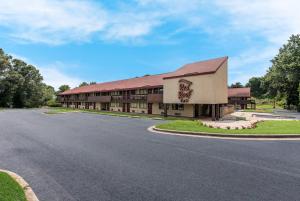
[148,126,300,141]
[0,169,39,201]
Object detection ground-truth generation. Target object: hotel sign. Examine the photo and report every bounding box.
[178,79,193,103]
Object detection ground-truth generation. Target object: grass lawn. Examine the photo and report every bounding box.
[0,172,26,201]
[243,104,282,113]
[45,108,79,114]
[45,107,190,120]
[156,120,300,135]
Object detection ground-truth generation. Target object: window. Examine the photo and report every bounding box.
[95,92,100,96]
[178,104,184,110]
[139,101,147,109]
[116,102,122,107]
[153,88,163,94]
[138,89,147,95]
[111,91,120,96]
[172,104,184,110]
[159,103,169,110]
[131,102,138,108]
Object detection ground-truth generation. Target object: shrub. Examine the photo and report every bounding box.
[226,126,231,129]
[47,99,61,107]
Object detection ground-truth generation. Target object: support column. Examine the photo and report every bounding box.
[164,104,168,117]
[212,104,216,121]
[216,104,219,120]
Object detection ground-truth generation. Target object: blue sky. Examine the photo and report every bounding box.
[0,0,299,89]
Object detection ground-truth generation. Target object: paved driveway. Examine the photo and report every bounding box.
[0,109,300,201]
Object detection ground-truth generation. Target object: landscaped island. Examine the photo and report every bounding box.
[156,120,300,135]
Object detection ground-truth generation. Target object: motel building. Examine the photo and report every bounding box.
[58,56,249,120]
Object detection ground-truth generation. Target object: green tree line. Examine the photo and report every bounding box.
[0,49,55,108]
[246,34,300,111]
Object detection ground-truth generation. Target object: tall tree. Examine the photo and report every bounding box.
[79,82,88,87]
[57,85,70,94]
[265,34,300,110]
[41,84,55,104]
[246,77,265,98]
[0,48,55,108]
[230,82,243,88]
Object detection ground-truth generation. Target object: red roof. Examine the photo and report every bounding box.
[61,74,167,95]
[164,56,228,79]
[60,56,228,95]
[228,88,251,97]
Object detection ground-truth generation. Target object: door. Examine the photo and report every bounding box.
[126,103,130,112]
[194,104,199,118]
[85,102,89,109]
[122,103,126,112]
[148,103,152,114]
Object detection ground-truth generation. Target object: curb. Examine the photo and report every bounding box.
[148,126,300,141]
[0,169,39,201]
[45,110,165,120]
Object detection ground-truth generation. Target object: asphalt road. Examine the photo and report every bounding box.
[0,109,300,201]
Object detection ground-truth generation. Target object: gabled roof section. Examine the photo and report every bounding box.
[163,56,228,79]
[60,56,228,95]
[228,87,251,98]
[60,73,167,95]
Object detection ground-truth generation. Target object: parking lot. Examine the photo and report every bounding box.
[0,109,300,201]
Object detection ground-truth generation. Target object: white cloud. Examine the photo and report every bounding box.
[212,0,300,83]
[0,0,107,44]
[229,47,278,70]
[228,47,278,84]
[215,0,300,45]
[103,12,161,41]
[0,0,207,44]
[8,53,82,89]
[1,0,299,45]
[39,67,82,90]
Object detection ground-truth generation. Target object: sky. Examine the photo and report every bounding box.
[0,0,300,89]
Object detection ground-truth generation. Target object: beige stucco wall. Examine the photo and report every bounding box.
[96,103,101,110]
[213,61,228,103]
[152,103,194,117]
[79,104,85,109]
[110,107,122,112]
[168,104,194,117]
[152,103,163,115]
[163,61,228,104]
[130,107,147,114]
